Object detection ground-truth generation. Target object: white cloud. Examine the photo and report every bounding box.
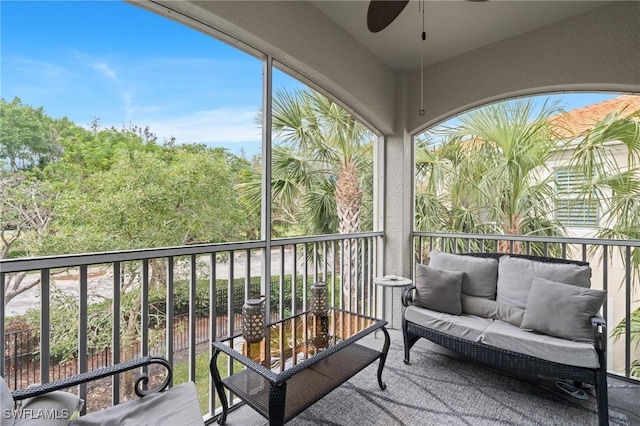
[141,108,262,144]
[92,62,117,80]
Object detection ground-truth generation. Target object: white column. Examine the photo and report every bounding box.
[382,71,414,328]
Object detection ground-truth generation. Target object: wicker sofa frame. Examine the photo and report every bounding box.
[401,252,609,426]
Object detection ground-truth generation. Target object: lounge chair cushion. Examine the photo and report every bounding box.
[69,382,203,426]
[414,264,464,315]
[496,256,591,309]
[480,320,600,368]
[404,305,492,342]
[521,277,607,341]
[429,250,499,299]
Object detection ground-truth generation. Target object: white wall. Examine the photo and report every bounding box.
[406,1,640,134]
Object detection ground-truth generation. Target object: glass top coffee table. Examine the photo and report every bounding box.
[210,308,390,425]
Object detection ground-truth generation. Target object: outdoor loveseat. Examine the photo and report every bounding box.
[1,356,204,426]
[402,251,609,426]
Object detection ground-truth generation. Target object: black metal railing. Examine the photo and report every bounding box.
[1,232,383,419]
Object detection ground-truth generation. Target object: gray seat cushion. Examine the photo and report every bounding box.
[480,320,600,368]
[496,255,591,309]
[428,250,499,299]
[404,305,493,342]
[69,382,204,426]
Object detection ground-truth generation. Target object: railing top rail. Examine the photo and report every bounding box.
[273,231,382,246]
[0,232,383,274]
[412,231,640,248]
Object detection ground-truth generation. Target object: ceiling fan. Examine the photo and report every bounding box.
[367,0,488,33]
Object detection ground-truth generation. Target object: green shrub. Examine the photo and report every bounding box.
[20,274,310,361]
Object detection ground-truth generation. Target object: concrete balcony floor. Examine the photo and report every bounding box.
[214,329,640,426]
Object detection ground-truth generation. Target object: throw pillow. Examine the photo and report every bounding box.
[521,276,607,342]
[496,256,591,309]
[461,294,525,327]
[428,250,499,299]
[414,263,464,315]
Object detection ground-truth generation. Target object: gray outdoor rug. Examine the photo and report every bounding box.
[284,341,629,426]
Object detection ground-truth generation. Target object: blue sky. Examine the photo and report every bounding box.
[1,1,620,156]
[1,1,301,156]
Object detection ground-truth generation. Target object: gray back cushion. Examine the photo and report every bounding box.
[461,295,525,327]
[496,256,591,309]
[429,250,499,299]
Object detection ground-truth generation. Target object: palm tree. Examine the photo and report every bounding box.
[415,99,567,255]
[238,88,374,309]
[568,106,640,376]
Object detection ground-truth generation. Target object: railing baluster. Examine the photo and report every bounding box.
[303,243,309,311]
[166,257,174,384]
[112,262,121,404]
[331,241,337,309]
[209,252,217,416]
[245,248,251,299]
[279,245,285,320]
[625,245,632,378]
[355,239,360,314]
[367,237,373,317]
[40,268,50,385]
[189,254,197,382]
[79,265,88,414]
[292,243,297,314]
[313,241,319,283]
[141,260,149,360]
[602,246,608,326]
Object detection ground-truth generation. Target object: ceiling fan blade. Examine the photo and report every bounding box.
[367,0,410,33]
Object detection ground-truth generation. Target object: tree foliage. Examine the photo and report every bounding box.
[1,100,258,305]
[0,97,65,171]
[239,88,374,237]
[415,99,567,255]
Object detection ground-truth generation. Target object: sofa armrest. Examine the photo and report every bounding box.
[11,356,172,402]
[402,286,416,307]
[591,315,607,353]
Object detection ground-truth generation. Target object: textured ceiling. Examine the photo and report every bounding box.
[310,1,610,71]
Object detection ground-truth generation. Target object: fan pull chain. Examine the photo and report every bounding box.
[419,0,426,116]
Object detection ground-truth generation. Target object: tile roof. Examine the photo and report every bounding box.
[549,94,640,138]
